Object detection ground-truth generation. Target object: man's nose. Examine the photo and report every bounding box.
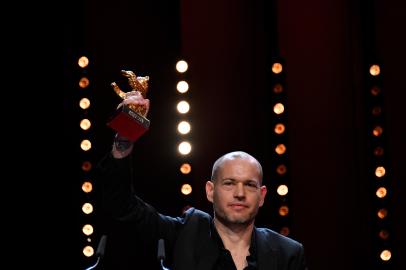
[234,182,246,198]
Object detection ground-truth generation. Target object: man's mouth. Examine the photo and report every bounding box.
[229,203,247,210]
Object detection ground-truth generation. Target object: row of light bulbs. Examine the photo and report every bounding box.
[269,60,292,237]
[77,56,98,259]
[368,64,393,265]
[175,60,194,199]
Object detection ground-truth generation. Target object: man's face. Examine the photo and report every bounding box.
[206,157,267,226]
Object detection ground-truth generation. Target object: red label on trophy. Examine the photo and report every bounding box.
[107,70,150,142]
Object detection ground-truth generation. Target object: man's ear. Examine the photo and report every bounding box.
[259,185,267,207]
[205,180,214,203]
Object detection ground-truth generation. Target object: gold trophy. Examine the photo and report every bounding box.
[107,70,150,141]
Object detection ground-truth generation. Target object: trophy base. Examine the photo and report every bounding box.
[107,105,150,142]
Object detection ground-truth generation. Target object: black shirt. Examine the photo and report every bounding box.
[211,221,258,270]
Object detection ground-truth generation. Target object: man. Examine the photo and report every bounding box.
[97,91,307,270]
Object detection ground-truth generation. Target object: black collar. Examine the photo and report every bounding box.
[210,220,258,269]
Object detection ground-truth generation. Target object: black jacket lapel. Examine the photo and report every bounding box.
[256,228,279,270]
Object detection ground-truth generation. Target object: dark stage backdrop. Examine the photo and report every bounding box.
[63,1,406,269]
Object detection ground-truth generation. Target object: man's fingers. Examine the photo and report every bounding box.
[125,90,142,98]
[117,92,149,114]
[144,99,150,115]
[122,98,148,106]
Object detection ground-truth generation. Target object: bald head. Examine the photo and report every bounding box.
[211,151,263,184]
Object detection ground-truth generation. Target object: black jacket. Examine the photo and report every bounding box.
[97,153,307,270]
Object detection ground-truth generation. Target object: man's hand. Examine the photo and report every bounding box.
[112,91,150,158]
[118,90,150,117]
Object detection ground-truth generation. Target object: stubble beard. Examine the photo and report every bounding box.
[213,201,258,228]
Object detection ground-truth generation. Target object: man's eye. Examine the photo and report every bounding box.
[246,182,259,189]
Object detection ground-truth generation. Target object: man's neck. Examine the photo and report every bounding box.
[213,218,254,249]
